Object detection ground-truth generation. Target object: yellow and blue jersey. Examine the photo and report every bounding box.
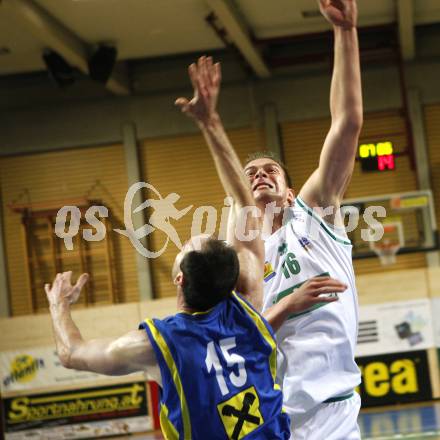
[139,291,290,440]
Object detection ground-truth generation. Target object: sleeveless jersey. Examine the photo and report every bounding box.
[140,292,290,440]
[262,196,361,417]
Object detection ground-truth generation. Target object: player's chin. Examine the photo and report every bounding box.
[253,190,281,205]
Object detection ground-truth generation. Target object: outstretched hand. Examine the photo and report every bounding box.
[175,56,221,125]
[45,271,89,306]
[287,276,347,314]
[318,0,357,29]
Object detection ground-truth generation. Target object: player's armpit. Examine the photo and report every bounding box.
[298,169,344,226]
[68,330,159,380]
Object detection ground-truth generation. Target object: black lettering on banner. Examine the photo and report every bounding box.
[356,350,432,407]
[357,320,379,344]
[2,382,148,433]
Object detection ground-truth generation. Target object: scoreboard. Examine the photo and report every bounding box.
[359,141,395,172]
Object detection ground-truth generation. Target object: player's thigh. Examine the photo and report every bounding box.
[291,393,361,440]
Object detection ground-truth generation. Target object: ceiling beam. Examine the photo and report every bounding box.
[397,0,415,61]
[7,0,130,95]
[204,0,270,78]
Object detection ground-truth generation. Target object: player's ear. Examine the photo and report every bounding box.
[286,188,295,206]
[174,272,184,287]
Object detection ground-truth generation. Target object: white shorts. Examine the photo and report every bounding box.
[289,393,361,440]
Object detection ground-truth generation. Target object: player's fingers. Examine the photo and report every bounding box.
[208,57,215,79]
[307,276,332,288]
[314,295,339,304]
[309,276,330,284]
[188,63,198,91]
[206,56,214,86]
[197,56,205,84]
[196,57,205,89]
[213,62,222,87]
[44,284,50,295]
[330,0,345,10]
[319,281,347,289]
[193,60,206,95]
[175,97,189,109]
[314,280,346,289]
[200,56,210,91]
[312,285,346,296]
[75,273,89,291]
[318,0,328,10]
[54,273,62,286]
[313,277,345,287]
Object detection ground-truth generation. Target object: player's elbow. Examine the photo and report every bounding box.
[338,109,363,134]
[57,347,75,370]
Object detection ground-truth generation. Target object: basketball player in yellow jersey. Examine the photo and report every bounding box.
[176,1,363,438]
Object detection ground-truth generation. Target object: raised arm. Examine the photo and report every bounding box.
[299,0,363,222]
[45,272,160,383]
[175,57,264,310]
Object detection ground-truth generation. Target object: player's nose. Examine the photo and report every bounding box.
[255,168,268,179]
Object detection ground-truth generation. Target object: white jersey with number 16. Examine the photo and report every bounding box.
[262,196,361,417]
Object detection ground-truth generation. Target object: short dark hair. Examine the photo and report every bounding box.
[180,239,239,311]
[244,151,293,188]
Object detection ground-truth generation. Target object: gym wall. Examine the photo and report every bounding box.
[139,127,265,298]
[282,110,426,275]
[0,145,140,315]
[424,103,440,228]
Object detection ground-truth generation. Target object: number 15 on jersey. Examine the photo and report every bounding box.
[205,337,248,396]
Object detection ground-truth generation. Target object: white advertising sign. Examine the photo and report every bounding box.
[0,346,142,395]
[431,297,440,348]
[5,416,152,440]
[356,299,435,357]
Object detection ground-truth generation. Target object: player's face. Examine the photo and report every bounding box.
[244,158,292,206]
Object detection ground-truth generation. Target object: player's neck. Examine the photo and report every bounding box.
[180,305,200,314]
[271,214,284,234]
[256,200,287,236]
[177,291,201,314]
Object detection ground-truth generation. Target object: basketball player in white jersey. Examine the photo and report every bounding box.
[176,0,363,438]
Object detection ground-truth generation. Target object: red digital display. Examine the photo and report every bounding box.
[378,154,395,171]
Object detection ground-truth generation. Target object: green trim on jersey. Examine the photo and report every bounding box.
[324,393,354,404]
[295,197,351,246]
[273,272,333,320]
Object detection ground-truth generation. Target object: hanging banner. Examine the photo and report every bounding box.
[1,381,153,439]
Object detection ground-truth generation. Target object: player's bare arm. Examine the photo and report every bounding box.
[46,272,161,383]
[176,56,264,310]
[299,0,363,224]
[263,276,347,331]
